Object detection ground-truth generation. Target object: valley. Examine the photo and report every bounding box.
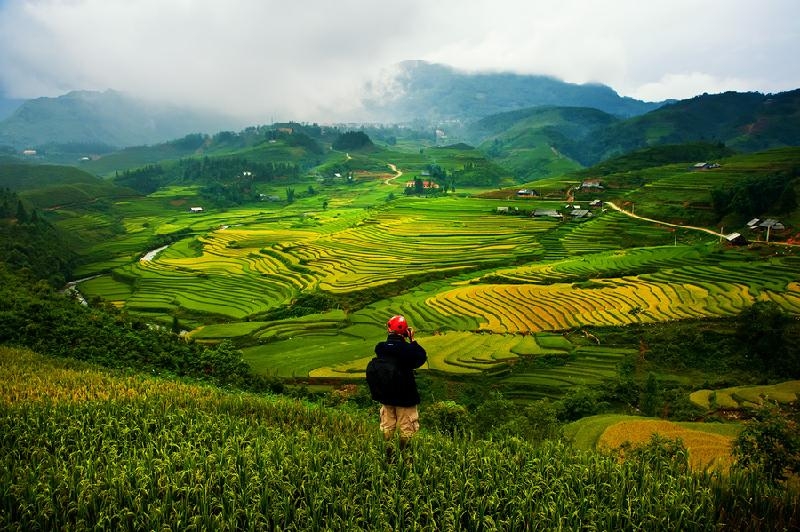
[1,97,799,530]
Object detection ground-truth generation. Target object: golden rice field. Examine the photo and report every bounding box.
[425,276,800,334]
[597,419,738,472]
[0,346,221,407]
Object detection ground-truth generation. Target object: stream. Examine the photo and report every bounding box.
[62,242,172,305]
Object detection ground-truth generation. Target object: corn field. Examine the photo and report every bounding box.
[1,348,797,530]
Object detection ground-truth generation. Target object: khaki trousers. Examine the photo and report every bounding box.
[379,405,419,438]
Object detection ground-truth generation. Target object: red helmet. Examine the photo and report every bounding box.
[387,315,408,335]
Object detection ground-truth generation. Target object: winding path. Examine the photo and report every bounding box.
[605,201,726,238]
[384,163,403,185]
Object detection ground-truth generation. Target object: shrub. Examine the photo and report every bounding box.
[733,400,800,484]
[424,400,471,437]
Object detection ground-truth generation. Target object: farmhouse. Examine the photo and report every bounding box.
[405,180,440,189]
[692,162,721,170]
[580,179,603,190]
[758,218,785,230]
[532,209,563,219]
[189,206,204,213]
[570,209,591,219]
[22,149,37,156]
[516,189,538,197]
[724,233,748,246]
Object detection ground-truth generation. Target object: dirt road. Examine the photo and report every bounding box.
[384,163,403,185]
[605,201,726,238]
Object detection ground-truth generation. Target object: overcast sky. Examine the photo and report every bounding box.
[0,0,798,123]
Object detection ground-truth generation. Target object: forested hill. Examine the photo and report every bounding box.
[0,188,74,284]
[579,89,800,162]
[468,89,800,169]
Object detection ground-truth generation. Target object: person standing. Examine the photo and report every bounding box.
[366,315,427,458]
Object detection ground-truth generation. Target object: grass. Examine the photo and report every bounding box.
[3,346,797,530]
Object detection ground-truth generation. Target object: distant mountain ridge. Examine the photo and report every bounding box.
[465,89,800,178]
[0,90,242,150]
[362,60,667,123]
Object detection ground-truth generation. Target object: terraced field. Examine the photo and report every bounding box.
[67,153,800,388]
[689,380,800,410]
[425,248,800,334]
[80,197,555,320]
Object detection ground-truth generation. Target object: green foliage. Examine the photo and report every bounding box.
[619,434,691,476]
[2,351,798,530]
[424,400,471,437]
[0,189,74,284]
[733,401,800,484]
[736,301,800,377]
[474,392,519,437]
[332,131,373,151]
[639,319,741,372]
[558,386,609,421]
[711,171,798,221]
[574,142,736,177]
[0,265,254,389]
[113,164,164,194]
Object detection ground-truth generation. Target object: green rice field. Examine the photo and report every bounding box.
[61,156,800,387]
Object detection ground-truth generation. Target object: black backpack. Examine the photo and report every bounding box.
[365,356,400,403]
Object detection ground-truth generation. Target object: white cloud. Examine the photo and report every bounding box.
[630,72,764,102]
[0,0,798,120]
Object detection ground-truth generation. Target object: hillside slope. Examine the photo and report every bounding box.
[1,346,796,530]
[582,89,800,162]
[468,90,800,172]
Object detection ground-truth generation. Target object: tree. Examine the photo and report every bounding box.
[425,400,471,437]
[15,200,27,223]
[474,392,517,437]
[777,182,797,213]
[640,373,661,416]
[332,131,373,151]
[736,301,791,374]
[285,187,295,204]
[414,177,424,195]
[733,401,800,484]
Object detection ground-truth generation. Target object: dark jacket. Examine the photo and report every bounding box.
[371,333,427,407]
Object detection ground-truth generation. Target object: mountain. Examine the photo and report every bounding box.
[0,90,242,151]
[361,60,666,123]
[580,89,800,163]
[470,106,618,180]
[468,89,800,175]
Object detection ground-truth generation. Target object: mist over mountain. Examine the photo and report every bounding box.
[0,90,243,151]
[0,95,24,121]
[0,61,797,163]
[362,61,667,123]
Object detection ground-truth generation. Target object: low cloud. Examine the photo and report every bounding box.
[0,0,798,122]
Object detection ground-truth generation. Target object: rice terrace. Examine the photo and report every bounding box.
[3,89,800,527]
